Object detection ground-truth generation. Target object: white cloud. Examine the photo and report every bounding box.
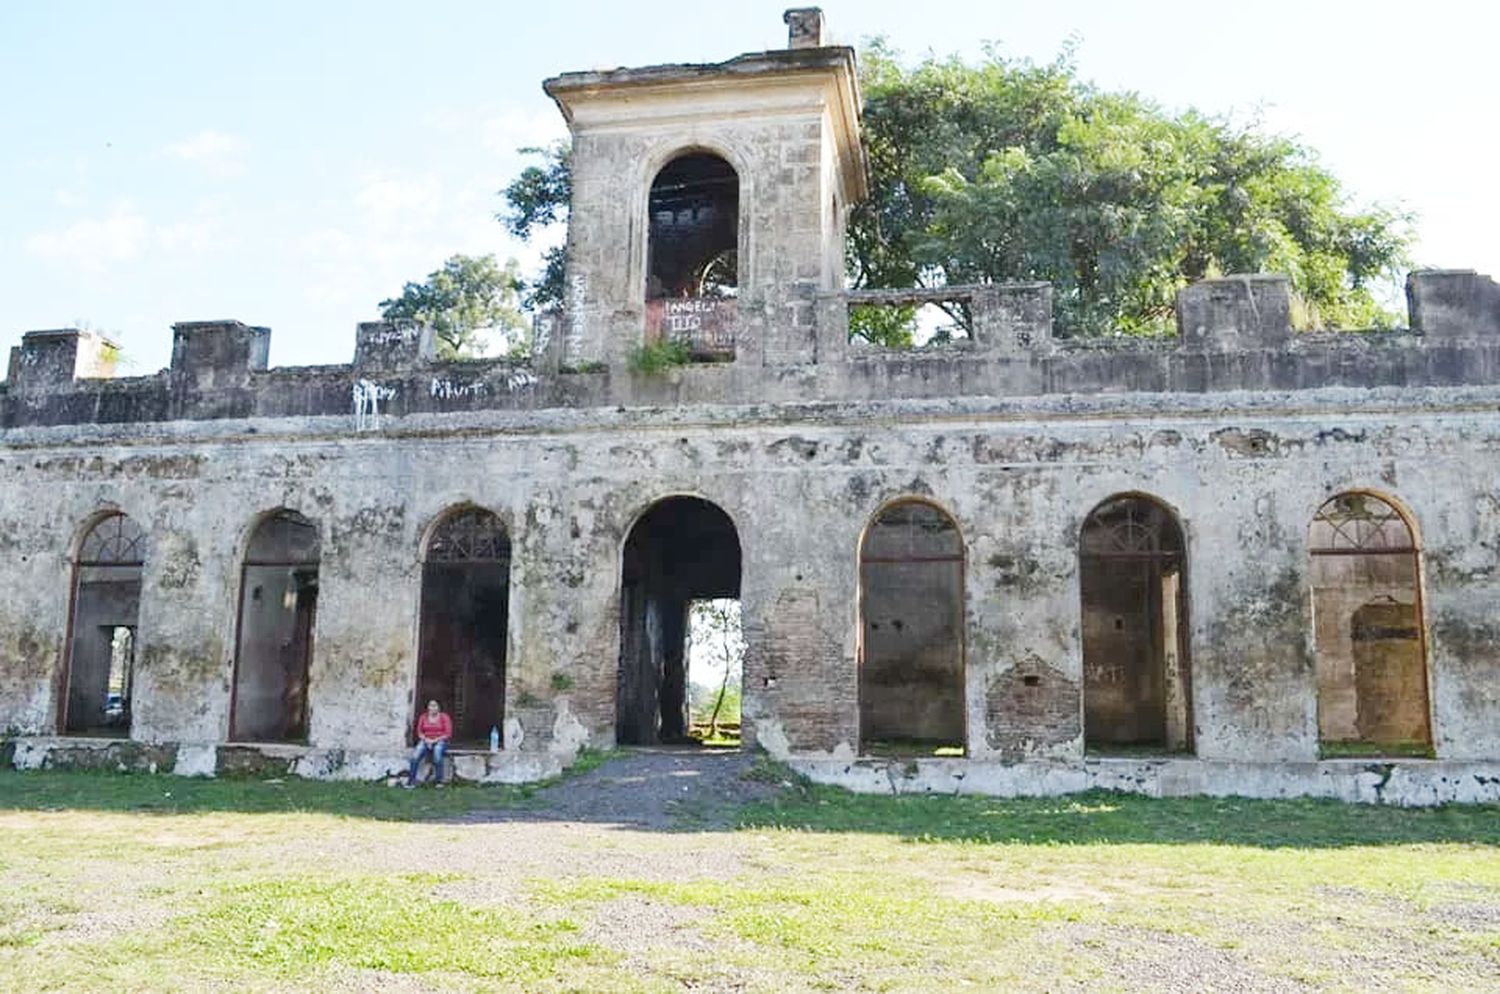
[155,218,218,254]
[25,203,150,270]
[354,174,442,221]
[293,227,359,259]
[479,108,567,157]
[25,201,229,272]
[163,130,248,176]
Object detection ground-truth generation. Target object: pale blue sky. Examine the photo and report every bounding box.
[3,1,1495,372]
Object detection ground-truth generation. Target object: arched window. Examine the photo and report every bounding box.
[646,152,739,300]
[1309,493,1431,755]
[230,510,320,743]
[61,512,145,736]
[416,508,511,746]
[858,500,965,755]
[618,497,742,746]
[1079,495,1192,753]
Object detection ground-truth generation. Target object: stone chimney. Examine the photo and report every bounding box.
[784,7,825,49]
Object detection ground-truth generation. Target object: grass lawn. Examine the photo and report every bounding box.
[1,765,1497,992]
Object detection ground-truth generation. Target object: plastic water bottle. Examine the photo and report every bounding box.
[489,726,500,753]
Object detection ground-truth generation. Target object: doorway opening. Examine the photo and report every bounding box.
[686,598,744,747]
[858,499,966,756]
[1079,495,1193,755]
[1310,492,1431,757]
[230,510,320,743]
[617,497,742,747]
[61,512,144,736]
[415,507,510,747]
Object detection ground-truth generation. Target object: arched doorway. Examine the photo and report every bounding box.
[61,512,145,736]
[858,499,965,755]
[617,497,742,746]
[230,510,320,743]
[1079,495,1192,753]
[415,507,511,746]
[646,152,739,299]
[1309,492,1431,755]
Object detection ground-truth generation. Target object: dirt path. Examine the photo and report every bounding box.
[466,746,778,829]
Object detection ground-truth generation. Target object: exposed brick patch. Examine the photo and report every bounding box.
[760,588,853,752]
[985,656,1080,761]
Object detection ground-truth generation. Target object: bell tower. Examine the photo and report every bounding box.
[543,8,866,369]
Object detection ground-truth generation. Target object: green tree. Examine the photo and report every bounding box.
[687,598,743,743]
[499,46,1413,340]
[497,142,571,309]
[379,254,528,359]
[853,41,1412,337]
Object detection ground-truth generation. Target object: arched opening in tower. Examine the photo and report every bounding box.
[646,152,739,300]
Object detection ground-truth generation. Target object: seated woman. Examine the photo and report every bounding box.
[405,699,453,787]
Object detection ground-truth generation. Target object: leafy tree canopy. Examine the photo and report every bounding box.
[379,253,528,359]
[500,44,1413,339]
[498,143,571,310]
[854,41,1412,338]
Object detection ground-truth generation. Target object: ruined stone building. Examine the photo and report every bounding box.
[3,10,1498,803]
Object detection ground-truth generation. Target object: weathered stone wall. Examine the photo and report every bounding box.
[5,10,1497,799]
[2,377,1498,772]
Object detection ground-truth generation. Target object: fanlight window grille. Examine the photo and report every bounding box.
[1081,498,1183,559]
[79,513,146,565]
[427,509,511,563]
[1310,494,1415,554]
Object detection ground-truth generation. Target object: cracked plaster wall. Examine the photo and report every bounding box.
[1,391,1496,764]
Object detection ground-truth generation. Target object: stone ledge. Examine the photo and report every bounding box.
[787,756,1500,806]
[6,738,568,785]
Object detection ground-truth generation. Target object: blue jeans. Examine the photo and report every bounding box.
[407,739,448,784]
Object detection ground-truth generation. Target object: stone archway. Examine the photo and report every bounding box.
[617,497,742,746]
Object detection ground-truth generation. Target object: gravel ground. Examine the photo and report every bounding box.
[466,746,779,829]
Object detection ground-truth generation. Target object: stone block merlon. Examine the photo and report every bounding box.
[1175,274,1292,351]
[6,329,120,393]
[1408,269,1500,339]
[353,320,436,371]
[170,320,270,388]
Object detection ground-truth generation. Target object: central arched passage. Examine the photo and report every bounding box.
[617,497,742,746]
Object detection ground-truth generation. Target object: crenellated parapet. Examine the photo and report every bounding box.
[3,269,1500,431]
